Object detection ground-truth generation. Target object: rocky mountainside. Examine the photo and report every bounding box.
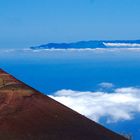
[0,69,127,140]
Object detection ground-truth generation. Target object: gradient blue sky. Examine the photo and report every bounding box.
[0,0,140,48]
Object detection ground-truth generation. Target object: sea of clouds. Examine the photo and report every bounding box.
[1,47,140,54]
[49,83,140,123]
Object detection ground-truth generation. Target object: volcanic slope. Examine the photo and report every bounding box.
[0,69,127,140]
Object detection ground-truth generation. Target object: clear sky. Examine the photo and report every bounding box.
[0,0,140,48]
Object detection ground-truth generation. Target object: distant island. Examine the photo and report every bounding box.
[30,40,140,50]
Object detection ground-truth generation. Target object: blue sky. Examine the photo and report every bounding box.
[0,0,140,48]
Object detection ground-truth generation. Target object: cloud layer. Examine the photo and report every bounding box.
[49,86,140,123]
[104,42,140,47]
[2,47,140,55]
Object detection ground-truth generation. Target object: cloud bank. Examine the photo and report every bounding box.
[49,86,140,123]
[104,42,140,47]
[2,47,140,55]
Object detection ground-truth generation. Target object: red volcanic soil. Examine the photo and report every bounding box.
[0,69,127,140]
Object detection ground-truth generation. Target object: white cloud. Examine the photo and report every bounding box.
[49,87,140,123]
[98,82,114,88]
[2,47,140,55]
[104,42,140,47]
